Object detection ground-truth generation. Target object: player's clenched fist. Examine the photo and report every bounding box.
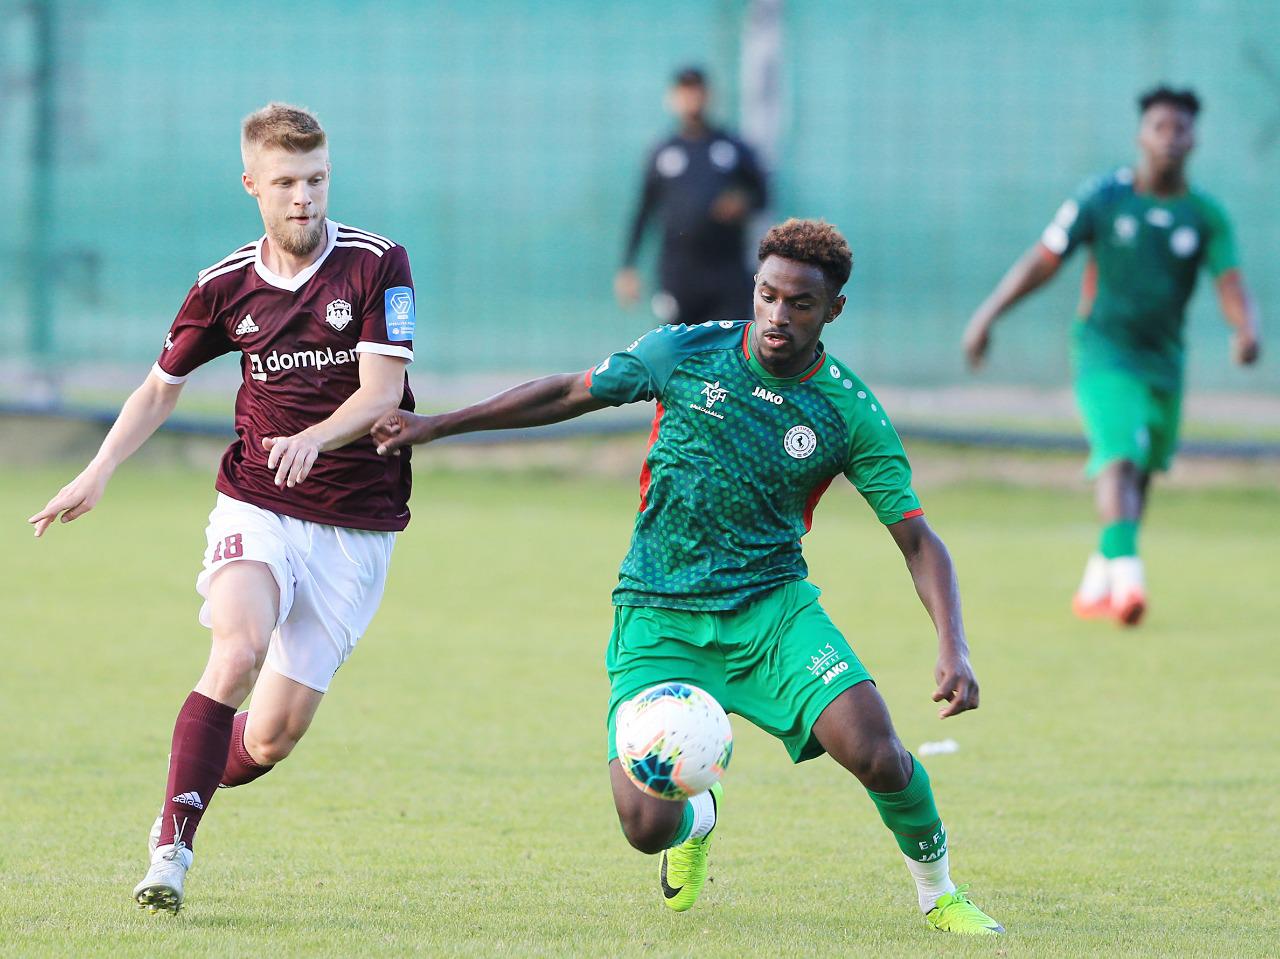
[371,410,432,455]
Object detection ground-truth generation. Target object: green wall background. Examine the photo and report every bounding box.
[3,1,1275,392]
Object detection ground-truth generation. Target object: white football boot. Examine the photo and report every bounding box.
[133,842,193,913]
[1071,553,1112,620]
[1109,556,1147,627]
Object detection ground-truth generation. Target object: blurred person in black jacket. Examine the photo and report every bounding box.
[615,67,769,325]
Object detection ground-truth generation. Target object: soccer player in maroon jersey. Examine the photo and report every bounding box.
[28,104,416,913]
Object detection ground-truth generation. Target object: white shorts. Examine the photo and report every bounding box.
[196,494,396,693]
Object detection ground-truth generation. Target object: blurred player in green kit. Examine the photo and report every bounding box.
[964,86,1262,626]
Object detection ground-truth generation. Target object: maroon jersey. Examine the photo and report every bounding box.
[154,220,416,531]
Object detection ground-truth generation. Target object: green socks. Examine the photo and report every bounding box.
[666,802,694,848]
[866,757,946,862]
[1099,519,1139,559]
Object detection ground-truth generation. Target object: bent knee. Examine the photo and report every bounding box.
[206,642,265,683]
[849,741,913,792]
[620,823,674,856]
[617,808,681,855]
[244,730,299,766]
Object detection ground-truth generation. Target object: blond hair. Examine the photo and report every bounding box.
[240,103,326,167]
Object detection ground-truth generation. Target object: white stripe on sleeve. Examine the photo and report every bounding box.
[355,341,414,362]
[150,362,188,385]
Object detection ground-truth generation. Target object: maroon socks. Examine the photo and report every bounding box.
[219,711,275,788]
[157,691,235,850]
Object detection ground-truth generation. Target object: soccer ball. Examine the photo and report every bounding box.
[615,682,733,801]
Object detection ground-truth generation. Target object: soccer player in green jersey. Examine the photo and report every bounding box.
[963,86,1262,626]
[372,219,1003,935]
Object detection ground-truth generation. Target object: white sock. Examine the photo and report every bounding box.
[1110,556,1145,594]
[1076,553,1110,602]
[688,789,718,839]
[903,851,955,912]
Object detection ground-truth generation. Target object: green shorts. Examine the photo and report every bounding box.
[605,579,872,765]
[1075,367,1181,478]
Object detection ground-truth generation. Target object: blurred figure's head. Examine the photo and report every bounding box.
[240,103,331,257]
[668,66,710,128]
[1136,85,1199,179]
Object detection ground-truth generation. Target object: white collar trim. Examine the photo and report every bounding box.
[254,219,338,292]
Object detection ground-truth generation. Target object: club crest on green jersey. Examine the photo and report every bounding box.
[783,425,817,459]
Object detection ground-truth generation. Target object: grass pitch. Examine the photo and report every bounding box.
[1,457,1276,957]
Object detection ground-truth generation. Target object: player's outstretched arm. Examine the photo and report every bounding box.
[28,371,184,537]
[1215,270,1262,366]
[963,243,1062,369]
[372,371,607,455]
[262,352,408,488]
[887,515,979,719]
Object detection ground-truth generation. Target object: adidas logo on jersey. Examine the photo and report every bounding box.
[234,315,260,336]
[171,791,204,810]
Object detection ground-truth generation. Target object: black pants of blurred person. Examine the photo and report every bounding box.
[655,263,755,326]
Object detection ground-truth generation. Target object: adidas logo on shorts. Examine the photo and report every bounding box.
[234,314,260,336]
[171,791,205,810]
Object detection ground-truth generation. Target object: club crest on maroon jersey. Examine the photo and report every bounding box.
[325,299,353,331]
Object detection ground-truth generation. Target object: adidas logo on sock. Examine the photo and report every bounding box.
[171,791,204,810]
[234,314,259,336]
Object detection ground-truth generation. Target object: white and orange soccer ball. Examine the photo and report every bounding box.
[615,682,733,801]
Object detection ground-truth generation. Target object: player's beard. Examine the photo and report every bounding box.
[272,213,327,258]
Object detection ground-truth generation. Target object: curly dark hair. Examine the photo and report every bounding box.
[757,218,853,293]
[1138,85,1200,117]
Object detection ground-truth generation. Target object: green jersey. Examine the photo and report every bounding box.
[586,320,921,611]
[1041,166,1239,391]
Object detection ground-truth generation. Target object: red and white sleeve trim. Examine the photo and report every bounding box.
[355,341,414,362]
[150,362,188,385]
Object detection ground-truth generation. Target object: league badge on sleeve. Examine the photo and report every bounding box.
[385,287,415,342]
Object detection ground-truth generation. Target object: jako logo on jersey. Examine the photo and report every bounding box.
[784,424,817,458]
[691,380,729,420]
[325,299,353,331]
[752,385,784,405]
[234,314,259,336]
[385,286,415,341]
[247,346,358,381]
